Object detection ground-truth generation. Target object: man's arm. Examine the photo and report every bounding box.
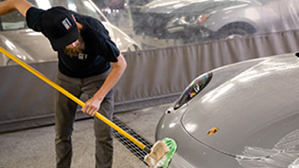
[82,54,127,116]
[0,0,34,16]
[94,53,127,100]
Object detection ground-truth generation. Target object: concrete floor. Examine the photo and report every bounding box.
[0,104,170,168]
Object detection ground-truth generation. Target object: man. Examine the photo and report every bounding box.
[0,0,127,168]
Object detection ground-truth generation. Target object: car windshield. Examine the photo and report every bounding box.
[0,0,107,31]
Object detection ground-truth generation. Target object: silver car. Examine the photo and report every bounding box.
[134,0,299,47]
[0,0,141,67]
[156,52,299,167]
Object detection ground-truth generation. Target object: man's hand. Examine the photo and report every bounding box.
[81,97,102,116]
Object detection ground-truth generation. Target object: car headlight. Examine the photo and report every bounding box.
[166,14,210,28]
[174,72,213,110]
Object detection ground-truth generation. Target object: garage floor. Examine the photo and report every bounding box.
[0,104,170,168]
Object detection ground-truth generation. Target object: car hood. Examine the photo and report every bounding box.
[0,29,57,65]
[181,54,299,165]
[142,0,252,14]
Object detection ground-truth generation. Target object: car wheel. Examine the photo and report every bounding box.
[218,22,256,40]
[6,58,18,66]
[127,44,141,52]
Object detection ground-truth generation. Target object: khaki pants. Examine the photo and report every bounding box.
[54,70,114,168]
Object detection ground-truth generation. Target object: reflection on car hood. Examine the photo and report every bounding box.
[142,0,252,14]
[0,29,57,64]
[181,54,299,165]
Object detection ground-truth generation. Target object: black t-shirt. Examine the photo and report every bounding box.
[26,7,120,78]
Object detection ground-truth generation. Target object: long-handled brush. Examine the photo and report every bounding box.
[0,46,177,168]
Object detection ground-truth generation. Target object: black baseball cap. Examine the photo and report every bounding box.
[40,7,79,51]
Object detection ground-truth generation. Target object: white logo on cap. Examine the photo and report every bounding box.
[62,18,72,30]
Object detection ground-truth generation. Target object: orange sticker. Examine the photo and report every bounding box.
[207,127,219,135]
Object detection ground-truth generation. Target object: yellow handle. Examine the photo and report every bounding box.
[0,46,147,151]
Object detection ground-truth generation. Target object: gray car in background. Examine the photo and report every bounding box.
[134,0,299,46]
[0,0,141,67]
[156,52,299,167]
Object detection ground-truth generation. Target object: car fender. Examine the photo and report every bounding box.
[102,22,141,52]
[202,6,262,34]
